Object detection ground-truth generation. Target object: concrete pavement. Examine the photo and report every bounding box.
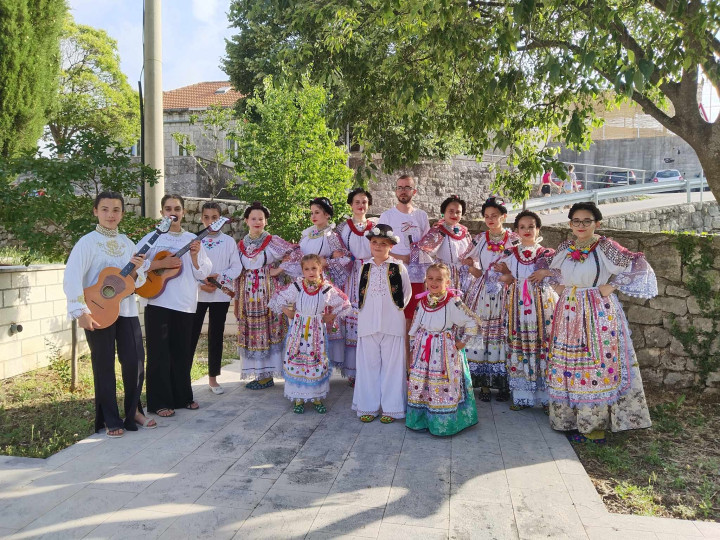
[1,361,718,539]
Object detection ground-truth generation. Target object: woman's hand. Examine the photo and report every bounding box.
[493,262,511,274]
[77,312,100,331]
[499,274,515,285]
[163,256,182,269]
[598,284,615,298]
[455,340,466,351]
[528,269,551,284]
[269,266,284,277]
[282,306,295,319]
[130,253,146,270]
[468,266,482,278]
[322,312,337,325]
[462,257,475,267]
[331,250,344,259]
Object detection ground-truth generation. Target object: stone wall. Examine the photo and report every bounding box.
[465,221,719,394]
[0,265,90,379]
[603,200,720,233]
[352,154,495,219]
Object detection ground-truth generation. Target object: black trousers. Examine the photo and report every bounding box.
[190,301,230,377]
[84,316,145,432]
[145,305,195,411]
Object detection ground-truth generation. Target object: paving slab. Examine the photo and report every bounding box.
[1,363,719,539]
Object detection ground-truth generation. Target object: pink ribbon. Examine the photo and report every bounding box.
[423,333,433,364]
[522,279,532,306]
[252,269,260,293]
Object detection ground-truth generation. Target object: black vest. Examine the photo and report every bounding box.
[358,262,405,310]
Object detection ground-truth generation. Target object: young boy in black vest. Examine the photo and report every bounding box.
[351,224,412,423]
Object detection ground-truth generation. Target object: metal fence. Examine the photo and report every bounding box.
[513,177,710,213]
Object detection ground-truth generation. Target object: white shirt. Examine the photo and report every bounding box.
[378,206,431,283]
[197,232,242,303]
[336,219,373,260]
[63,230,143,320]
[137,230,212,313]
[356,256,412,338]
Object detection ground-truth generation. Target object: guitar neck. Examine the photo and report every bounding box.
[119,230,162,277]
[175,227,211,259]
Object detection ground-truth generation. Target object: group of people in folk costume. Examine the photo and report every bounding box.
[64,174,657,443]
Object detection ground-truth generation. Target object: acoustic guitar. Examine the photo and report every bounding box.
[206,276,235,299]
[83,216,174,329]
[135,216,230,299]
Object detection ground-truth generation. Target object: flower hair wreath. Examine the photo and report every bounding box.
[365,227,401,243]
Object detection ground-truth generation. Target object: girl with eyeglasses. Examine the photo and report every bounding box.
[461,197,519,402]
[542,202,657,444]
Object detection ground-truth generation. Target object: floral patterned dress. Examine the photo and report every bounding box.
[496,244,558,407]
[268,278,350,402]
[407,292,480,436]
[415,222,474,291]
[235,232,297,380]
[281,224,353,366]
[547,236,657,434]
[462,229,519,390]
[336,218,374,378]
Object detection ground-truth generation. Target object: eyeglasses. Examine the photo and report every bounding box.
[396,186,415,192]
[569,219,595,227]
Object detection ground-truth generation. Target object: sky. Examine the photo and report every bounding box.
[67,0,235,91]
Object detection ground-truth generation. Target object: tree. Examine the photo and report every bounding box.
[228,77,354,241]
[48,15,140,148]
[171,104,237,198]
[0,0,65,158]
[0,132,158,263]
[224,0,720,201]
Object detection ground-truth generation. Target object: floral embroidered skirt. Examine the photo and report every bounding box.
[235,269,287,379]
[547,288,651,433]
[505,280,557,407]
[283,314,331,402]
[464,275,508,387]
[406,329,478,436]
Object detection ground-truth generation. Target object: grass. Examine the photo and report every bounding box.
[0,246,64,266]
[0,336,236,458]
[573,389,720,522]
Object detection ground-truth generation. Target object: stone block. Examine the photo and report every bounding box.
[11,272,32,289]
[626,305,663,325]
[648,296,687,316]
[644,244,682,281]
[21,335,46,355]
[636,348,661,368]
[661,350,687,371]
[24,287,46,304]
[3,288,21,307]
[44,284,65,302]
[640,368,664,386]
[706,371,720,386]
[663,371,695,388]
[0,273,12,290]
[693,317,714,333]
[665,285,690,298]
[643,326,671,348]
[34,270,58,286]
[687,296,702,315]
[669,337,689,357]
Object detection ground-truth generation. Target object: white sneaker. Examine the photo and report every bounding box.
[209,385,224,395]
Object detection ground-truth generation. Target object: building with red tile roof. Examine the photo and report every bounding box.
[163,81,243,111]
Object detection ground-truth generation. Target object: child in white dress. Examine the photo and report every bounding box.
[269,254,350,413]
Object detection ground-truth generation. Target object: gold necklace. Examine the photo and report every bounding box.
[574,235,598,249]
[95,224,118,237]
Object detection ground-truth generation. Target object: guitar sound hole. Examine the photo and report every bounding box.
[101,285,116,298]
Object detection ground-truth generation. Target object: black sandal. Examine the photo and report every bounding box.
[478,387,491,402]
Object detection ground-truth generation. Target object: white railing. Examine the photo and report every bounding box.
[511,178,710,213]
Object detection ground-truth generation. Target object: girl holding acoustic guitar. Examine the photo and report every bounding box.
[189,201,243,395]
[63,191,156,438]
[138,194,212,417]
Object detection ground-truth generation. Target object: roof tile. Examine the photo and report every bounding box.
[163,81,243,110]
